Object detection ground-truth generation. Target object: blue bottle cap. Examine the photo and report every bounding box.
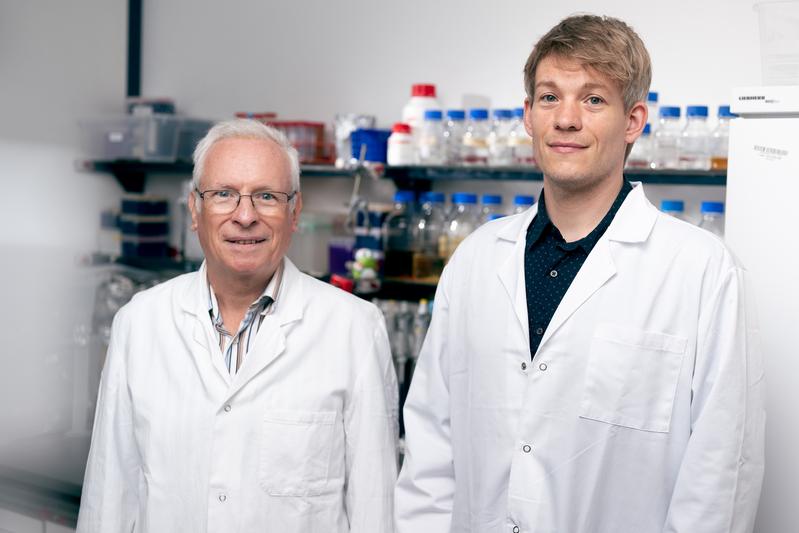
[659,106,681,119]
[487,213,506,221]
[660,200,684,212]
[394,190,415,204]
[447,109,466,120]
[647,91,659,103]
[701,201,724,214]
[687,106,709,118]
[469,109,489,120]
[643,123,651,135]
[422,191,445,203]
[493,109,513,119]
[512,107,525,118]
[482,194,503,205]
[424,109,443,121]
[514,194,535,205]
[452,192,478,204]
[718,105,736,118]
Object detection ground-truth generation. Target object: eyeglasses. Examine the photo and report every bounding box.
[196,188,296,215]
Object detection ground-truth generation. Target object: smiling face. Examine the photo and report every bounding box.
[524,54,647,192]
[189,137,302,286]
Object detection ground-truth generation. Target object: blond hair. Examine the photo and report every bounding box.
[524,14,651,111]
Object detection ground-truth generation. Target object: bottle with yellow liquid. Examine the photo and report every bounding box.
[440,193,480,262]
[710,105,735,170]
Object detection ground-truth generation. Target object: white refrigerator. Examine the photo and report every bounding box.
[726,85,799,532]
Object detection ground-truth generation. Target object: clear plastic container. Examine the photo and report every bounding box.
[653,106,682,170]
[383,190,417,276]
[678,105,711,170]
[626,123,652,169]
[461,109,490,165]
[80,115,181,162]
[698,201,725,238]
[417,110,445,165]
[401,84,442,134]
[647,92,659,131]
[443,109,466,165]
[660,199,689,222]
[755,1,799,85]
[488,109,514,166]
[508,107,535,166]
[480,194,504,223]
[711,105,735,170]
[513,194,536,214]
[412,191,447,279]
[440,192,480,261]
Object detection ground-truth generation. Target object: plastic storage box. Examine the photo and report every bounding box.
[176,119,213,162]
[80,115,180,162]
[267,121,330,163]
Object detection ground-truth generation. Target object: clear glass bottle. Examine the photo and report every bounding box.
[653,106,682,170]
[698,201,725,238]
[488,109,513,166]
[417,109,445,165]
[513,194,536,214]
[412,191,446,279]
[461,109,490,165]
[440,192,479,261]
[383,190,416,277]
[443,109,466,165]
[711,105,735,170]
[626,123,652,169]
[678,105,711,170]
[660,199,688,222]
[508,107,535,166]
[480,194,504,223]
[647,91,659,132]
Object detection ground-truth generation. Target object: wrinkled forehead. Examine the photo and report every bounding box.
[201,137,292,191]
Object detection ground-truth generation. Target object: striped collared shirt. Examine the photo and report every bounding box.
[207,265,283,375]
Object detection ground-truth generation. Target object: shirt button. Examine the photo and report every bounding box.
[535,327,544,335]
[521,362,527,371]
[549,270,558,278]
[224,404,232,412]
[218,493,227,502]
[513,526,520,533]
[539,363,548,371]
[522,444,532,453]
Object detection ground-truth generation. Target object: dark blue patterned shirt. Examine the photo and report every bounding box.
[525,180,633,358]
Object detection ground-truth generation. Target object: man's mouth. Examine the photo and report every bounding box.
[226,238,266,245]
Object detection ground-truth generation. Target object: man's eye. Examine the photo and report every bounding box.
[213,190,233,199]
[541,94,557,103]
[255,192,276,201]
[588,96,604,105]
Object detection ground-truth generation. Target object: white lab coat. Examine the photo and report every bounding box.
[396,184,765,533]
[77,258,398,533]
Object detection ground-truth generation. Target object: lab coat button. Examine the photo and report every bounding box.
[549,269,558,278]
[224,404,232,412]
[521,361,527,371]
[513,526,520,533]
[218,493,227,502]
[539,363,548,371]
[522,444,532,453]
[535,327,544,335]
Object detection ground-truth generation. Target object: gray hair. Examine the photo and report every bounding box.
[192,119,301,200]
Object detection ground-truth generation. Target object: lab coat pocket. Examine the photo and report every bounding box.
[579,323,687,433]
[259,409,337,496]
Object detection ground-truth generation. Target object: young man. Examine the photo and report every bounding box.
[396,15,764,533]
[77,119,398,532]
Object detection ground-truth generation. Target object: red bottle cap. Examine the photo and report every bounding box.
[392,122,411,134]
[411,84,436,97]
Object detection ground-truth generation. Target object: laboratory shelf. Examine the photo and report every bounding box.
[384,165,727,186]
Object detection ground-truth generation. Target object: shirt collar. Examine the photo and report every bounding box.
[207,262,284,324]
[527,179,634,253]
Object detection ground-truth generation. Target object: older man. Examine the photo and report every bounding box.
[77,119,398,532]
[396,14,764,533]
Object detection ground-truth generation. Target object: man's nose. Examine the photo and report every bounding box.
[554,99,582,131]
[231,194,258,225]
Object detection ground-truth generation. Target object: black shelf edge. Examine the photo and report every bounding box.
[384,165,727,186]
